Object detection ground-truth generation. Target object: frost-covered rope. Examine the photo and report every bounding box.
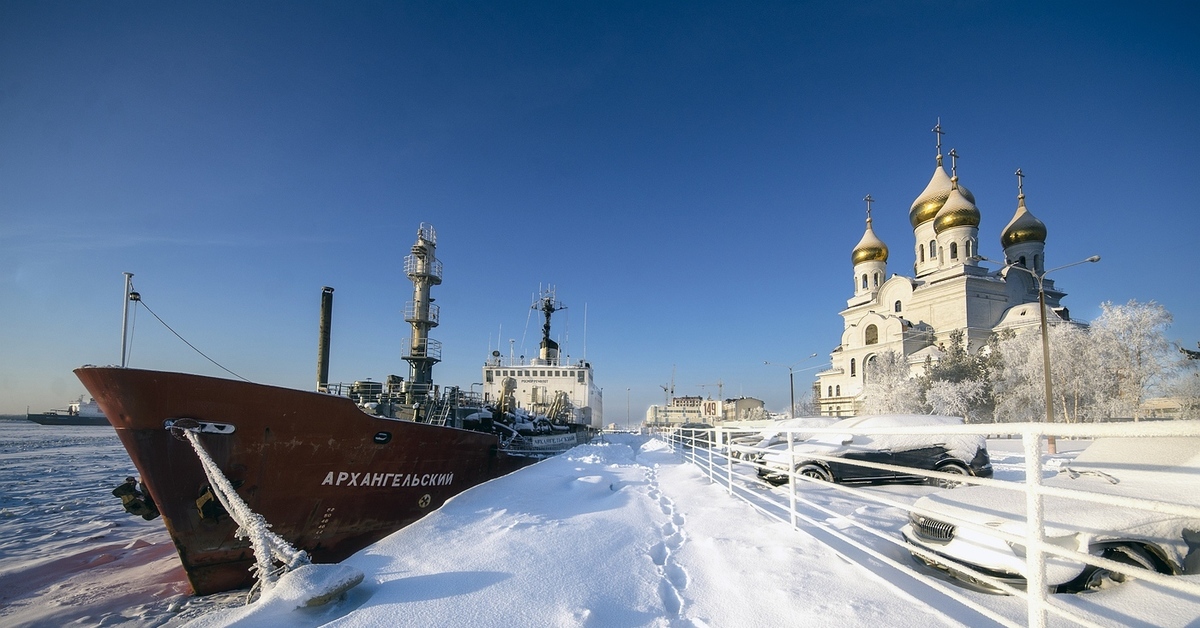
[183,429,310,590]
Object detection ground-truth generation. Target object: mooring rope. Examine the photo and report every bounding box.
[182,429,309,591]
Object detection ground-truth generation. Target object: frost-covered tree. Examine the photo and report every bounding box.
[920,330,994,421]
[860,350,925,414]
[991,327,1044,423]
[926,378,988,419]
[1090,300,1176,420]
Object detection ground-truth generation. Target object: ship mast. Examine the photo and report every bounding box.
[535,287,565,366]
[402,223,442,404]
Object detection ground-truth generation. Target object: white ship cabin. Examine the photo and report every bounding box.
[481,346,603,429]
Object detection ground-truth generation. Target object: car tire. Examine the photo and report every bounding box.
[796,463,832,483]
[929,462,970,489]
[1055,544,1163,594]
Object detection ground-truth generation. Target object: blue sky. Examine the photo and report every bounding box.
[2,1,1198,420]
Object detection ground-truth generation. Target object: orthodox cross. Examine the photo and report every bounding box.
[863,194,874,221]
[1015,168,1025,197]
[932,119,944,164]
[948,148,959,177]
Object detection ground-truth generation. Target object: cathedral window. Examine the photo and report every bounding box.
[966,240,973,259]
[950,242,958,259]
[919,244,925,262]
[873,272,879,287]
[850,358,856,377]
[861,274,868,289]
[1034,254,1040,271]
[1019,255,1027,268]
[929,241,937,258]
[865,324,878,345]
[828,386,833,398]
[835,385,841,396]
[894,300,902,313]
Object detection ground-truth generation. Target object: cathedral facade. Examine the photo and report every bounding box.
[815,128,1068,417]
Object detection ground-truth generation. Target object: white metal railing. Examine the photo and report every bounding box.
[403,301,441,325]
[654,420,1200,628]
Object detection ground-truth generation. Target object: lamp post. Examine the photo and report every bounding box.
[1004,255,1100,454]
[765,353,819,418]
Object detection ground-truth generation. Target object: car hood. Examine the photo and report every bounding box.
[912,461,1200,569]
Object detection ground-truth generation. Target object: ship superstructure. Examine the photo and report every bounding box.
[481,289,603,428]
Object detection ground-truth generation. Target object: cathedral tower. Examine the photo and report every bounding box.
[851,194,888,296]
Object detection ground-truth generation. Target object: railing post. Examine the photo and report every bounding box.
[1023,429,1048,628]
[788,429,797,529]
[725,429,734,495]
[707,429,714,483]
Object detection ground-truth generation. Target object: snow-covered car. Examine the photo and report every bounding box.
[901,436,1200,593]
[756,415,992,487]
[728,417,838,461]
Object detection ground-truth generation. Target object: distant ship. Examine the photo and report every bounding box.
[480,288,603,433]
[27,397,110,426]
[76,224,593,595]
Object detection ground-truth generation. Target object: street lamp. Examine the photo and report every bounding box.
[765,353,819,418]
[1004,255,1100,453]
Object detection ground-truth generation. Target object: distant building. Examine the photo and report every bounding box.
[816,126,1078,417]
[644,396,765,426]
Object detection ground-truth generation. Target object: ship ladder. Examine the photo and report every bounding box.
[428,400,452,427]
[177,427,364,605]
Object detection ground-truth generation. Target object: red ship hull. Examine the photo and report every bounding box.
[76,366,538,595]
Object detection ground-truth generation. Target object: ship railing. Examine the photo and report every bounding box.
[403,338,443,362]
[415,222,437,245]
[403,254,443,282]
[653,420,1200,628]
[402,302,440,326]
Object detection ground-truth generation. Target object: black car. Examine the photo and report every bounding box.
[756,415,992,487]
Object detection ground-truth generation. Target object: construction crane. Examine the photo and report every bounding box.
[659,365,676,406]
[697,380,723,400]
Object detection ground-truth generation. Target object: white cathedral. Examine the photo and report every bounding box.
[816,126,1073,417]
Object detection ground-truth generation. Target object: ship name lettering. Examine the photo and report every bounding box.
[321,471,455,488]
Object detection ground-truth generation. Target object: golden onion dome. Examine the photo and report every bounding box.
[909,163,976,228]
[933,179,981,233]
[851,217,889,264]
[1000,194,1048,247]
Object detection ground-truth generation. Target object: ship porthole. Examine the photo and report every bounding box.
[373,431,392,444]
[418,494,431,508]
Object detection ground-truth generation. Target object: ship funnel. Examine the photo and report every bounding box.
[317,286,334,392]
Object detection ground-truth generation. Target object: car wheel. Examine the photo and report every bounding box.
[796,463,832,482]
[929,462,970,489]
[1056,544,1163,594]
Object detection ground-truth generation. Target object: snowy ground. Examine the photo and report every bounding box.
[1,419,1197,627]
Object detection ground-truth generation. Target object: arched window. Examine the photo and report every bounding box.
[929,241,937,258]
[828,386,833,398]
[894,300,902,313]
[919,244,925,262]
[965,240,973,259]
[865,324,879,345]
[835,385,841,396]
[850,358,856,377]
[1019,255,1027,267]
[950,242,958,259]
[873,272,880,287]
[1033,254,1040,271]
[861,274,868,289]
